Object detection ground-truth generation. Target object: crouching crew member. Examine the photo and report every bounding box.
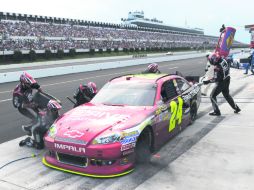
[19,100,62,149]
[73,82,97,107]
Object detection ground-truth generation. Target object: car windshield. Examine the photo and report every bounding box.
[91,81,156,106]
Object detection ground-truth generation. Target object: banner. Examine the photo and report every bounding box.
[216,27,236,57]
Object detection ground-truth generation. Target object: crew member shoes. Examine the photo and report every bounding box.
[19,137,35,147]
[234,105,241,114]
[209,111,221,116]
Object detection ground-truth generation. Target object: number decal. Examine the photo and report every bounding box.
[177,97,183,125]
[169,101,177,132]
[169,97,183,132]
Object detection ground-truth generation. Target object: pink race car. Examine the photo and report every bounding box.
[43,73,201,177]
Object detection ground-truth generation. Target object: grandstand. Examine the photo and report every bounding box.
[0,11,247,56]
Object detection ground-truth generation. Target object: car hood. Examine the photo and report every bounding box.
[54,103,154,144]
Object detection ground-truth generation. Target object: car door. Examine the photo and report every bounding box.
[174,77,192,128]
[153,79,183,147]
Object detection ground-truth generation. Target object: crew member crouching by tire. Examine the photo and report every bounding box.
[19,100,62,149]
[73,82,97,107]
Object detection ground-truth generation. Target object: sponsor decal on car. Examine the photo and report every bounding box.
[54,143,86,153]
[155,105,167,115]
[122,131,139,137]
[122,149,134,156]
[120,135,138,145]
[121,143,136,151]
[182,86,200,101]
[64,130,84,138]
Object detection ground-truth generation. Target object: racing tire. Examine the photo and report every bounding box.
[189,102,197,125]
[135,128,152,164]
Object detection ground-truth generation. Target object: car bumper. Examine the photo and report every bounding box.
[43,136,135,177]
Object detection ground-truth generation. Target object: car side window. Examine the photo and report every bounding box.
[175,78,191,93]
[161,80,178,102]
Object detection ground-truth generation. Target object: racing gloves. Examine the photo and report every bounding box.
[203,80,210,85]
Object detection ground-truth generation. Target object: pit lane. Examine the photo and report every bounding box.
[0,56,253,189]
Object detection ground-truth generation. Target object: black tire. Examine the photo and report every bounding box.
[135,128,152,164]
[189,102,197,125]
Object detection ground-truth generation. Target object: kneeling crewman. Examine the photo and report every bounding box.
[19,100,62,149]
[73,82,97,107]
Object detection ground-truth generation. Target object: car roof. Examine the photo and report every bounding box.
[110,73,179,84]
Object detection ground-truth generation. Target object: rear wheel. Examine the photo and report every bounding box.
[189,102,197,125]
[135,128,152,164]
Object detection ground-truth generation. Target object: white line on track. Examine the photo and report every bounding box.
[0,98,12,103]
[0,66,178,102]
[0,90,13,94]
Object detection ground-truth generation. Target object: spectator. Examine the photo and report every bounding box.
[244,51,254,75]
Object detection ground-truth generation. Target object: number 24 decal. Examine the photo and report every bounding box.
[169,97,183,132]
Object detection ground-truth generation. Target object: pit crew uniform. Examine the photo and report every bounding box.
[13,83,41,122]
[204,58,241,115]
[73,85,96,107]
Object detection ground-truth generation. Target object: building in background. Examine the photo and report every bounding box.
[121,11,204,35]
[245,24,254,48]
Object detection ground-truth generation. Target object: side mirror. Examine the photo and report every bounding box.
[156,100,164,106]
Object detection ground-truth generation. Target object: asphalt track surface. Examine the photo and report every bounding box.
[0,57,206,144]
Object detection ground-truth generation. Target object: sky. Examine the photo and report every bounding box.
[1,0,253,44]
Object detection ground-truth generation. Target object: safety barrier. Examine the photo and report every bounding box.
[132,54,147,58]
[0,52,206,84]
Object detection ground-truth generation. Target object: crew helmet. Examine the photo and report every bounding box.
[208,52,221,65]
[147,63,159,73]
[20,72,37,86]
[87,82,97,94]
[47,100,62,111]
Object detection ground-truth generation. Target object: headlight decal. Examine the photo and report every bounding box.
[48,124,57,138]
[92,133,122,145]
[92,116,153,145]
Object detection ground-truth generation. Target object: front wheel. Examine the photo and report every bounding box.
[135,128,152,164]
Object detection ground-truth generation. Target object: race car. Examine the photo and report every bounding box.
[230,52,251,69]
[43,72,201,177]
[166,51,173,55]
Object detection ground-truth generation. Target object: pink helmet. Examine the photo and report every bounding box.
[79,84,86,92]
[87,82,97,94]
[20,72,37,85]
[47,100,62,111]
[208,52,221,65]
[147,63,159,73]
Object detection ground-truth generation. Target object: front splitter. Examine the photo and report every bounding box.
[42,157,134,178]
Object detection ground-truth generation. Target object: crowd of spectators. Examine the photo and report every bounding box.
[0,20,244,51]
